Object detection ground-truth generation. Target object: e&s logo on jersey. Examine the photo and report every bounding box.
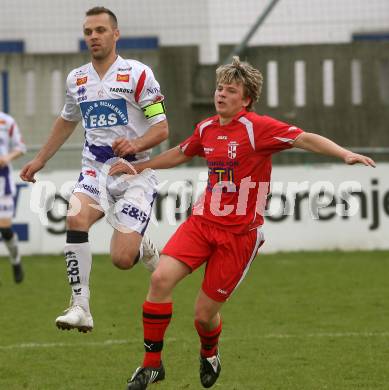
[79,99,129,129]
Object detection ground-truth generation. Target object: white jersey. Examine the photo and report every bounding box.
[61,55,166,165]
[0,112,26,196]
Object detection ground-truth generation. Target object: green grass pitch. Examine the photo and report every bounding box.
[1,251,389,389]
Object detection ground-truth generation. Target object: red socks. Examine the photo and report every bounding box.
[142,301,172,368]
[195,319,222,358]
[141,301,222,366]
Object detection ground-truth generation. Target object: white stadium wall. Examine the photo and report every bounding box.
[5,164,389,256]
[0,0,388,63]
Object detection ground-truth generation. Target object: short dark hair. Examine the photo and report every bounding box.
[85,6,118,28]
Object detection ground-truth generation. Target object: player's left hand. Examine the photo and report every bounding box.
[112,137,141,157]
[108,159,137,176]
[344,152,376,167]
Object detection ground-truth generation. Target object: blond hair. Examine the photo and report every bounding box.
[216,56,263,110]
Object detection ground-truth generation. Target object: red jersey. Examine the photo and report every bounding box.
[180,109,303,234]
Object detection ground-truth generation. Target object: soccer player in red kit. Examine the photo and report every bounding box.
[109,56,375,389]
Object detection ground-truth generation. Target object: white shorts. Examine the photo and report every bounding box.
[73,160,158,235]
[0,195,14,219]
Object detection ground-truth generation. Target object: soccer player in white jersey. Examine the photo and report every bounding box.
[20,7,169,332]
[0,111,26,283]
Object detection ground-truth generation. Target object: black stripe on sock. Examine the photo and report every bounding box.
[0,227,14,241]
[66,230,88,243]
[143,312,172,320]
[144,339,164,352]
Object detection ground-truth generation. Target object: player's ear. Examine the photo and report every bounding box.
[114,28,120,42]
[243,96,251,108]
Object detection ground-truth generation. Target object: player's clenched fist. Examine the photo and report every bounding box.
[20,158,45,183]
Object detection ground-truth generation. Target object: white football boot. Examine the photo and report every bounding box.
[55,305,93,333]
[140,234,159,272]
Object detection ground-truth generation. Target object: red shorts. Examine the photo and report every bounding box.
[162,216,265,302]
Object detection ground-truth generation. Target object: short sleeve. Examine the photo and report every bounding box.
[60,73,82,122]
[9,118,26,153]
[255,116,303,154]
[134,65,166,126]
[179,125,205,157]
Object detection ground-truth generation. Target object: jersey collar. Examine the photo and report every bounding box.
[233,108,248,120]
[215,108,248,125]
[89,55,122,80]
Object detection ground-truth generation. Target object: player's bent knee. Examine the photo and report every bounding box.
[111,248,139,270]
[150,270,174,295]
[111,254,135,270]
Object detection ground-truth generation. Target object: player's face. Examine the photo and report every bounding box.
[83,14,119,61]
[214,81,250,120]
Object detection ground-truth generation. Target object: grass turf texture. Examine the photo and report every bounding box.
[0,251,389,389]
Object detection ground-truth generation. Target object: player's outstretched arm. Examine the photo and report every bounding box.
[293,132,376,167]
[20,117,78,182]
[109,145,192,176]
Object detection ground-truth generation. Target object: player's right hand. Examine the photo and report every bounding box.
[20,159,45,183]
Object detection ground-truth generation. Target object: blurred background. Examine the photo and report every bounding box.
[1,4,389,389]
[1,0,388,170]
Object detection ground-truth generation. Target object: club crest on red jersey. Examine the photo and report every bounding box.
[228,141,239,159]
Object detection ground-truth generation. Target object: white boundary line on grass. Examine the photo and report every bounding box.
[1,332,389,350]
[262,332,389,339]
